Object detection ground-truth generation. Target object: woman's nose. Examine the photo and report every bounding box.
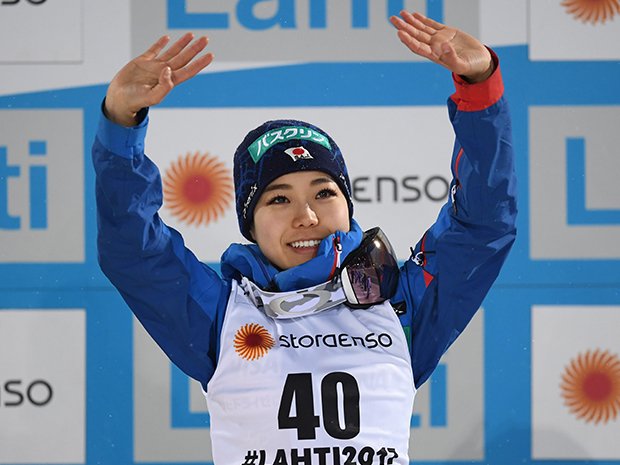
[293,203,318,228]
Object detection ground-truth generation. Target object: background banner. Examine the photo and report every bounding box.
[532,306,620,460]
[0,1,618,464]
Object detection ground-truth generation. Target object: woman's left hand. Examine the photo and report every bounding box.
[390,10,493,83]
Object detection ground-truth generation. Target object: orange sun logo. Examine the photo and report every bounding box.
[233,323,275,361]
[560,349,620,424]
[163,151,233,226]
[562,0,620,24]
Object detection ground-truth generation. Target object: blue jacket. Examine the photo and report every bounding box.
[93,54,516,389]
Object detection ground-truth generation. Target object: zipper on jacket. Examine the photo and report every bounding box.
[451,147,464,214]
[328,235,342,280]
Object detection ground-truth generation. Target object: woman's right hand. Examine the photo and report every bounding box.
[104,33,214,127]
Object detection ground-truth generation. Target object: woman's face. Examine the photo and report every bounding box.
[251,170,350,270]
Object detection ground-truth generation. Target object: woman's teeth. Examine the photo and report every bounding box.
[290,240,321,248]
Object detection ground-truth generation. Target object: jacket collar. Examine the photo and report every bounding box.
[220,219,363,292]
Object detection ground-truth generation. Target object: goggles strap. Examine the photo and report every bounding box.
[241,277,347,319]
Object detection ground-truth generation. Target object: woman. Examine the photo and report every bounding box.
[93,10,517,464]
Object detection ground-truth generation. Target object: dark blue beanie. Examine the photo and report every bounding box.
[234,119,353,242]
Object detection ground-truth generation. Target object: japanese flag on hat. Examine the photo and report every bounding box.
[284,146,314,161]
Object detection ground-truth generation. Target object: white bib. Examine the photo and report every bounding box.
[206,280,415,465]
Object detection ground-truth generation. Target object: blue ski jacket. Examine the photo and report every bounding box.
[93,51,517,389]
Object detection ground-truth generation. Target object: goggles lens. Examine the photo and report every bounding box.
[340,227,398,307]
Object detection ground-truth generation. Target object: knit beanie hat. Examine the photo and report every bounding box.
[234,119,353,242]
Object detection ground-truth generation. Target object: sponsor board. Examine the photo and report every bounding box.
[409,310,484,461]
[530,0,620,60]
[478,0,527,46]
[529,106,620,259]
[147,106,453,262]
[0,1,130,97]
[0,0,82,63]
[130,0,482,63]
[0,309,85,463]
[532,305,620,459]
[0,110,84,263]
[133,319,213,462]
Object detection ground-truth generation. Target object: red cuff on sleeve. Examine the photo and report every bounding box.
[450,48,503,112]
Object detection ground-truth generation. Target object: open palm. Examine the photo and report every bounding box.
[390,11,493,83]
[105,33,214,126]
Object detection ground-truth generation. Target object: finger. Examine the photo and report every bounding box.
[402,11,439,36]
[142,35,171,60]
[146,66,175,106]
[390,14,433,45]
[173,52,215,85]
[437,42,455,62]
[396,30,440,63]
[434,42,466,74]
[168,36,209,70]
[159,32,195,62]
[412,12,446,31]
[427,27,458,60]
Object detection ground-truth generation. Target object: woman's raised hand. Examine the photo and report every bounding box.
[390,11,493,83]
[104,33,214,127]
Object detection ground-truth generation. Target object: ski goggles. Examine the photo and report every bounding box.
[243,227,399,319]
[339,227,399,308]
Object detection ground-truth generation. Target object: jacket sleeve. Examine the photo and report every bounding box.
[92,105,230,387]
[392,50,518,388]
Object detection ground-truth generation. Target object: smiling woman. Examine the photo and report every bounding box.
[92,10,516,464]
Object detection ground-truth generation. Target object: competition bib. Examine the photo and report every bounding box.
[205,280,415,465]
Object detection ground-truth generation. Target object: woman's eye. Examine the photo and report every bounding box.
[267,195,288,205]
[317,188,338,199]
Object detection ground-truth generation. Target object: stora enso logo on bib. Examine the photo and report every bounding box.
[234,323,275,361]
